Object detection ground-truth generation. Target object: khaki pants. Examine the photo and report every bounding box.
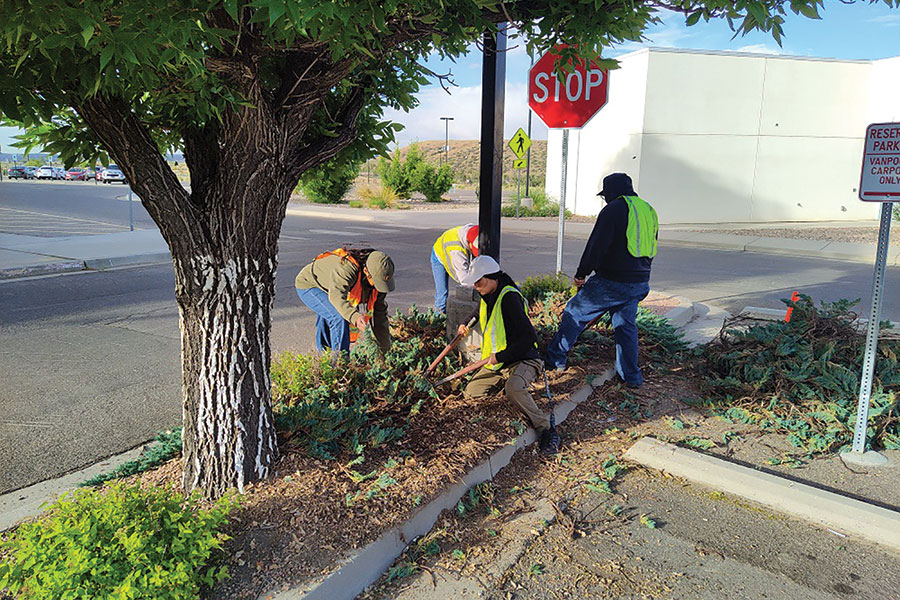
[464,358,550,432]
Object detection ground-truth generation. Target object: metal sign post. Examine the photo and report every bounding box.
[841,122,900,467]
[557,129,569,272]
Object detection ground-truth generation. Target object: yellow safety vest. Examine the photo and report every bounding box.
[623,195,658,258]
[432,226,471,283]
[480,285,525,371]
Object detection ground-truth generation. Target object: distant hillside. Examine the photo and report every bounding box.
[363,139,547,190]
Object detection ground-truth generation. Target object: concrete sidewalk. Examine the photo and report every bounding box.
[0,204,889,280]
[0,229,171,279]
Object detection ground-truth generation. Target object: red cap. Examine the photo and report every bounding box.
[466,225,480,256]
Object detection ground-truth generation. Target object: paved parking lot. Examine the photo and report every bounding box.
[0,179,152,237]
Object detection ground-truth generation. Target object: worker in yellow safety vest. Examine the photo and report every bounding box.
[295,247,394,354]
[459,255,558,454]
[430,223,479,313]
[544,172,658,388]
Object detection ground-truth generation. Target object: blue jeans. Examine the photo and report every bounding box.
[544,277,650,386]
[296,287,350,353]
[431,248,449,314]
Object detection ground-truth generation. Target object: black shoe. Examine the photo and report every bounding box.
[539,428,561,455]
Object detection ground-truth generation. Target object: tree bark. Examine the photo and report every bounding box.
[176,247,279,498]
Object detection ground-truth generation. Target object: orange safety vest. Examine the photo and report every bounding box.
[315,248,378,342]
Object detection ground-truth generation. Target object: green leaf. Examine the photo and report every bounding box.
[99,45,114,71]
[81,25,94,47]
[268,2,287,26]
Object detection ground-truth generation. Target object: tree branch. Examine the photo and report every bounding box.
[76,96,195,245]
[286,83,367,180]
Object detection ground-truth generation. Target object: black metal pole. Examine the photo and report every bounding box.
[478,27,507,261]
[525,53,533,198]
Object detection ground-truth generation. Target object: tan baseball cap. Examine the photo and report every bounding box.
[366,251,395,293]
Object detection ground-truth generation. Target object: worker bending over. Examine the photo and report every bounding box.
[460,256,558,454]
[295,247,394,354]
[431,223,479,313]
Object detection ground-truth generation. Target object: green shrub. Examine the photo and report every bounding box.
[298,156,362,203]
[410,162,453,202]
[519,272,575,305]
[81,429,183,487]
[503,189,572,218]
[272,307,454,460]
[0,483,233,599]
[378,145,425,199]
[379,144,453,201]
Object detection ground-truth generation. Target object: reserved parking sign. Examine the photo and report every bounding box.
[860,122,900,201]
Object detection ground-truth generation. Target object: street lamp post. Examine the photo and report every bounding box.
[440,116,454,167]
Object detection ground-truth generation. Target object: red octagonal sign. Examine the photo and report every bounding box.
[528,47,608,129]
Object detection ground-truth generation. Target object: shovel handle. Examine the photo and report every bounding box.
[434,357,490,386]
[426,315,477,375]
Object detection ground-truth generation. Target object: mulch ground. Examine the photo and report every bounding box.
[130,352,616,599]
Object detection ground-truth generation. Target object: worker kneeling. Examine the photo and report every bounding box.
[460,256,558,454]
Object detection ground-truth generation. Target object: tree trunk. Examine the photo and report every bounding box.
[175,246,279,499]
[77,90,357,499]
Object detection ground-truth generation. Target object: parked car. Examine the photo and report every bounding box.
[35,166,54,180]
[102,164,126,184]
[96,168,104,181]
[23,166,37,179]
[53,167,66,180]
[65,167,86,181]
[83,167,95,180]
[7,166,28,179]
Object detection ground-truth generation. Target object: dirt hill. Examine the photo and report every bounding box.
[362,139,547,190]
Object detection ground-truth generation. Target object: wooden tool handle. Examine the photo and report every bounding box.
[426,315,477,375]
[434,357,490,386]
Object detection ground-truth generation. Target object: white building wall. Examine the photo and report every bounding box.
[545,48,899,224]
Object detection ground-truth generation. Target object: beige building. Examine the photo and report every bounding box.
[545,48,900,224]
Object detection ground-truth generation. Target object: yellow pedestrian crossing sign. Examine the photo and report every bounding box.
[512,158,527,169]
[508,128,531,159]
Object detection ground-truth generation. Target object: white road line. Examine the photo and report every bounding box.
[279,235,309,241]
[345,225,402,233]
[0,207,130,228]
[308,229,361,236]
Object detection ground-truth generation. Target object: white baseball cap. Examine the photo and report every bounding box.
[461,255,501,287]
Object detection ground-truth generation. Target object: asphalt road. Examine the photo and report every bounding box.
[3,184,900,493]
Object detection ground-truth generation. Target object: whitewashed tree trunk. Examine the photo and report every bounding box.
[176,253,278,499]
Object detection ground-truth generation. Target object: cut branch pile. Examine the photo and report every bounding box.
[694,295,900,456]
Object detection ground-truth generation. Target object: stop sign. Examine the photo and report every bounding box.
[528,48,608,129]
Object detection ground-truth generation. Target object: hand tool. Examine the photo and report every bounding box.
[433,357,490,386]
[427,314,477,375]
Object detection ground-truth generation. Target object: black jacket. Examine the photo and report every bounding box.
[575,178,653,283]
[478,273,540,365]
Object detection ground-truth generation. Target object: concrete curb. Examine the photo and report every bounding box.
[623,437,900,553]
[658,295,696,329]
[83,252,172,270]
[0,260,85,279]
[265,367,616,600]
[0,444,148,532]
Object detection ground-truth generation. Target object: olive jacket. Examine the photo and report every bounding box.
[295,253,391,352]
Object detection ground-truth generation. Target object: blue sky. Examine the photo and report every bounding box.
[2,2,899,153]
